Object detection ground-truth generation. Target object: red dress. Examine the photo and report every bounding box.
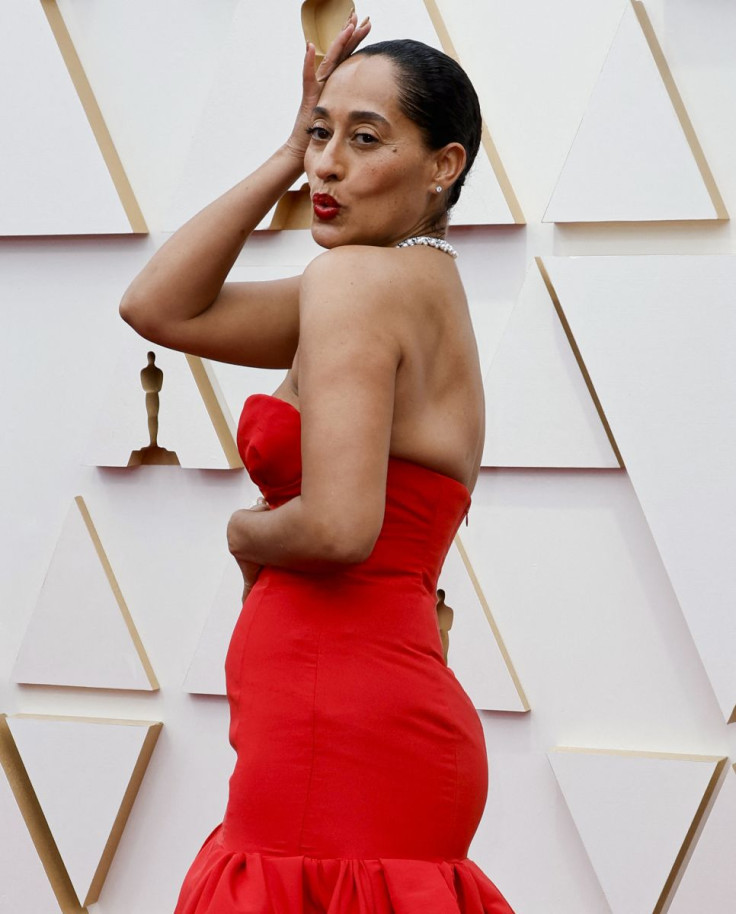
[173,393,515,914]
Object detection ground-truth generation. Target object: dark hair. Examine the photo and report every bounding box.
[353,39,482,212]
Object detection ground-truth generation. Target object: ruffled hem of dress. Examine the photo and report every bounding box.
[173,824,515,914]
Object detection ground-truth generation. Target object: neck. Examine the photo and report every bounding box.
[397,208,448,245]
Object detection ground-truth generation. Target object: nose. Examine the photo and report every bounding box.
[313,134,345,182]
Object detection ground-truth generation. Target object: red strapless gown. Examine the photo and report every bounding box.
[173,394,515,914]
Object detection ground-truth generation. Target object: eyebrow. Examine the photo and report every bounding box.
[312,106,391,128]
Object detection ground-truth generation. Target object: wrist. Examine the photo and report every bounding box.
[278,139,308,176]
[227,509,253,563]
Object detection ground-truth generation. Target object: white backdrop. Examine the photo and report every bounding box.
[2,1,736,912]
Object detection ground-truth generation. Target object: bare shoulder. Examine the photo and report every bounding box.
[300,245,418,318]
[297,246,407,370]
[303,243,405,273]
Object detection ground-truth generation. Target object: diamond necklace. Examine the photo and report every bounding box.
[395,235,458,259]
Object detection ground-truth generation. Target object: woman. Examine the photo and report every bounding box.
[121,13,515,914]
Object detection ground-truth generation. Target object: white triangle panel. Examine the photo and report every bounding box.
[167,0,516,231]
[87,331,239,469]
[7,715,162,907]
[365,0,516,226]
[544,2,722,223]
[482,260,617,468]
[669,766,736,913]
[548,748,725,914]
[544,255,736,723]
[0,756,61,914]
[12,498,156,691]
[184,559,244,696]
[0,0,141,235]
[165,0,305,232]
[438,537,527,712]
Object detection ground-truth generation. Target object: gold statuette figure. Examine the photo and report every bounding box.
[128,352,180,466]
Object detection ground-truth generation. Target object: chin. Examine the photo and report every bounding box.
[310,221,351,250]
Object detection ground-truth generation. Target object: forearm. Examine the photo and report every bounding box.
[228,496,379,572]
[120,145,304,325]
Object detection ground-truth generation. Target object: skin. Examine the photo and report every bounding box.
[119,14,485,598]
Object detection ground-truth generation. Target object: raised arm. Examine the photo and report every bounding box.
[119,14,371,368]
[226,246,400,569]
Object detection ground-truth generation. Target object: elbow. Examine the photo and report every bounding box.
[118,290,163,343]
[310,519,380,565]
[118,289,144,330]
[326,538,376,565]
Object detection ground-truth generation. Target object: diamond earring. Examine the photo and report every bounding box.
[435,185,443,193]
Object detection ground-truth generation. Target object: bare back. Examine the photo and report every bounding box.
[274,245,485,493]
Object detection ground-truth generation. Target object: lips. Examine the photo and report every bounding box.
[312,193,341,221]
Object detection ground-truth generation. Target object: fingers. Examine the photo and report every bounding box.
[303,40,317,80]
[345,15,371,56]
[315,11,371,83]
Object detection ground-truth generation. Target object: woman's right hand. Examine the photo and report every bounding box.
[229,497,270,603]
[285,9,372,164]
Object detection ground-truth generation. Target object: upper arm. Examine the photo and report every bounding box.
[297,248,403,556]
[120,275,301,368]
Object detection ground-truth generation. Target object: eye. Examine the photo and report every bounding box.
[354,132,379,146]
[306,125,330,142]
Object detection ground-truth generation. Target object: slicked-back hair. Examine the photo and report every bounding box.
[353,39,482,212]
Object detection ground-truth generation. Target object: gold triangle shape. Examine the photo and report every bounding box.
[185,355,244,468]
[631,1,727,220]
[423,0,525,224]
[74,496,159,689]
[14,497,159,690]
[535,257,624,467]
[551,747,727,914]
[2,714,162,908]
[40,0,147,232]
[454,533,529,710]
[0,714,88,914]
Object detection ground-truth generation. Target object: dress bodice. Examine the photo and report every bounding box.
[237,393,471,594]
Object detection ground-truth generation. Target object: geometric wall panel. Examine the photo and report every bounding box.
[4,714,162,908]
[544,1,727,223]
[12,496,158,691]
[421,0,523,225]
[669,765,736,913]
[87,331,243,470]
[166,0,521,231]
[0,0,145,235]
[482,260,619,468]
[163,0,312,233]
[438,536,528,712]
[183,558,243,696]
[543,255,736,723]
[548,748,727,914]
[0,731,68,914]
[163,0,302,232]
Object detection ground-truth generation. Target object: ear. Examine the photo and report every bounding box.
[431,142,467,189]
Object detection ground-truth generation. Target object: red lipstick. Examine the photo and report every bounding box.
[313,193,341,220]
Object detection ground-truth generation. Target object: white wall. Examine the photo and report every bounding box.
[2,2,736,913]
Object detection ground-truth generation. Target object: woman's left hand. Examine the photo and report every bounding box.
[228,498,270,601]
